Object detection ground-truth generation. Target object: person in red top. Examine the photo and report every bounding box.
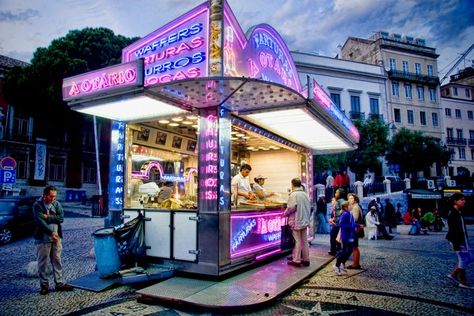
[333,172,343,188]
[341,171,350,188]
[403,209,413,225]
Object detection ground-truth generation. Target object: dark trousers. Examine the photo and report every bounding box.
[336,241,354,267]
[376,224,391,239]
[329,225,341,253]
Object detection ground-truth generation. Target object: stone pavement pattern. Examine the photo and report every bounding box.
[0,206,472,315]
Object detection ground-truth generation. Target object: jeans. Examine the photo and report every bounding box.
[456,249,474,269]
[291,228,309,263]
[336,241,354,267]
[329,225,341,253]
[36,240,65,287]
[316,213,328,234]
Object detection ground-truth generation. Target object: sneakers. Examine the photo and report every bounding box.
[447,274,458,283]
[56,283,74,291]
[39,286,49,295]
[458,283,474,289]
[340,263,348,273]
[327,251,336,256]
[332,264,342,276]
[301,260,310,267]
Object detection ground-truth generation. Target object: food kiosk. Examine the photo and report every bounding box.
[62,0,359,277]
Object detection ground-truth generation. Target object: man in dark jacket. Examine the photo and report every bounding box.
[33,185,73,295]
[446,193,472,289]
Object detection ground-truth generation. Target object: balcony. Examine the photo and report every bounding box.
[368,113,384,121]
[388,70,440,86]
[350,111,365,120]
[446,137,467,146]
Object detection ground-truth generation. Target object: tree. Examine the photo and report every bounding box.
[314,118,390,181]
[4,27,138,141]
[385,128,452,178]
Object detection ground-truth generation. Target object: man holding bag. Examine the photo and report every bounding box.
[284,178,311,267]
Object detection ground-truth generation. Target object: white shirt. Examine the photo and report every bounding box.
[231,173,252,203]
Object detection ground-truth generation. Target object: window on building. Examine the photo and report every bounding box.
[459,148,466,160]
[392,81,399,97]
[417,86,424,100]
[466,88,471,98]
[420,111,426,125]
[447,128,453,139]
[330,93,341,109]
[350,95,361,113]
[429,88,437,101]
[469,130,474,142]
[445,108,451,117]
[453,87,458,96]
[456,129,464,139]
[432,113,438,127]
[402,61,409,74]
[427,65,433,77]
[10,151,28,179]
[13,117,30,139]
[369,98,379,114]
[394,108,401,123]
[48,156,66,182]
[455,109,461,119]
[83,161,97,184]
[404,84,412,99]
[415,63,421,75]
[407,110,414,124]
[471,149,474,161]
[468,111,473,120]
[389,58,396,70]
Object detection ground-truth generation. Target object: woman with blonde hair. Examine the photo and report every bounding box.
[347,193,364,269]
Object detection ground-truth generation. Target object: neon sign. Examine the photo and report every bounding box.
[230,211,284,258]
[62,60,143,101]
[198,112,218,204]
[108,121,125,210]
[121,3,209,86]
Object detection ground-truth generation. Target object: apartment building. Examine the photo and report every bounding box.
[440,67,474,178]
[339,32,442,140]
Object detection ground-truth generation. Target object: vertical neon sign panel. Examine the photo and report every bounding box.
[198,109,218,212]
[108,121,125,210]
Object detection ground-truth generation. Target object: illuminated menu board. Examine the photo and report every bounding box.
[121,3,209,86]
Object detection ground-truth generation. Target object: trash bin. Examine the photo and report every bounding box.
[92,228,121,278]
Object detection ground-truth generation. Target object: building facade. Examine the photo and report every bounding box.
[440,67,474,180]
[340,32,442,140]
[0,55,109,200]
[291,51,390,180]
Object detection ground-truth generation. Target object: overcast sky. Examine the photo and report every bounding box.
[0,0,473,81]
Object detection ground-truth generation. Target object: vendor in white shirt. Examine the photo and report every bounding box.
[231,163,256,204]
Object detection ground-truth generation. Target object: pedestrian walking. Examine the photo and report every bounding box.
[315,194,328,235]
[328,188,346,255]
[347,193,364,269]
[446,193,473,289]
[33,185,73,295]
[284,178,311,267]
[332,201,359,275]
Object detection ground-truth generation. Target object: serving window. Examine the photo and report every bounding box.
[125,117,198,210]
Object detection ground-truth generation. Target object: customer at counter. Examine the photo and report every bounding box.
[284,177,311,267]
[231,164,257,204]
[252,175,275,202]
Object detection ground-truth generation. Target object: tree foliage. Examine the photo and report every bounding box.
[314,119,390,180]
[385,127,452,177]
[4,27,138,141]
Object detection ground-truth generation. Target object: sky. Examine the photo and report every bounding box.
[0,0,473,82]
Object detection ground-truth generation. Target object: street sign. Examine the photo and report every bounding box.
[0,156,17,170]
[0,169,16,184]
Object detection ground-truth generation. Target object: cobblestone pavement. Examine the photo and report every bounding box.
[0,205,473,316]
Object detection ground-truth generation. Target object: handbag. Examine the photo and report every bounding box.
[336,228,342,243]
[355,208,365,238]
[281,224,295,249]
